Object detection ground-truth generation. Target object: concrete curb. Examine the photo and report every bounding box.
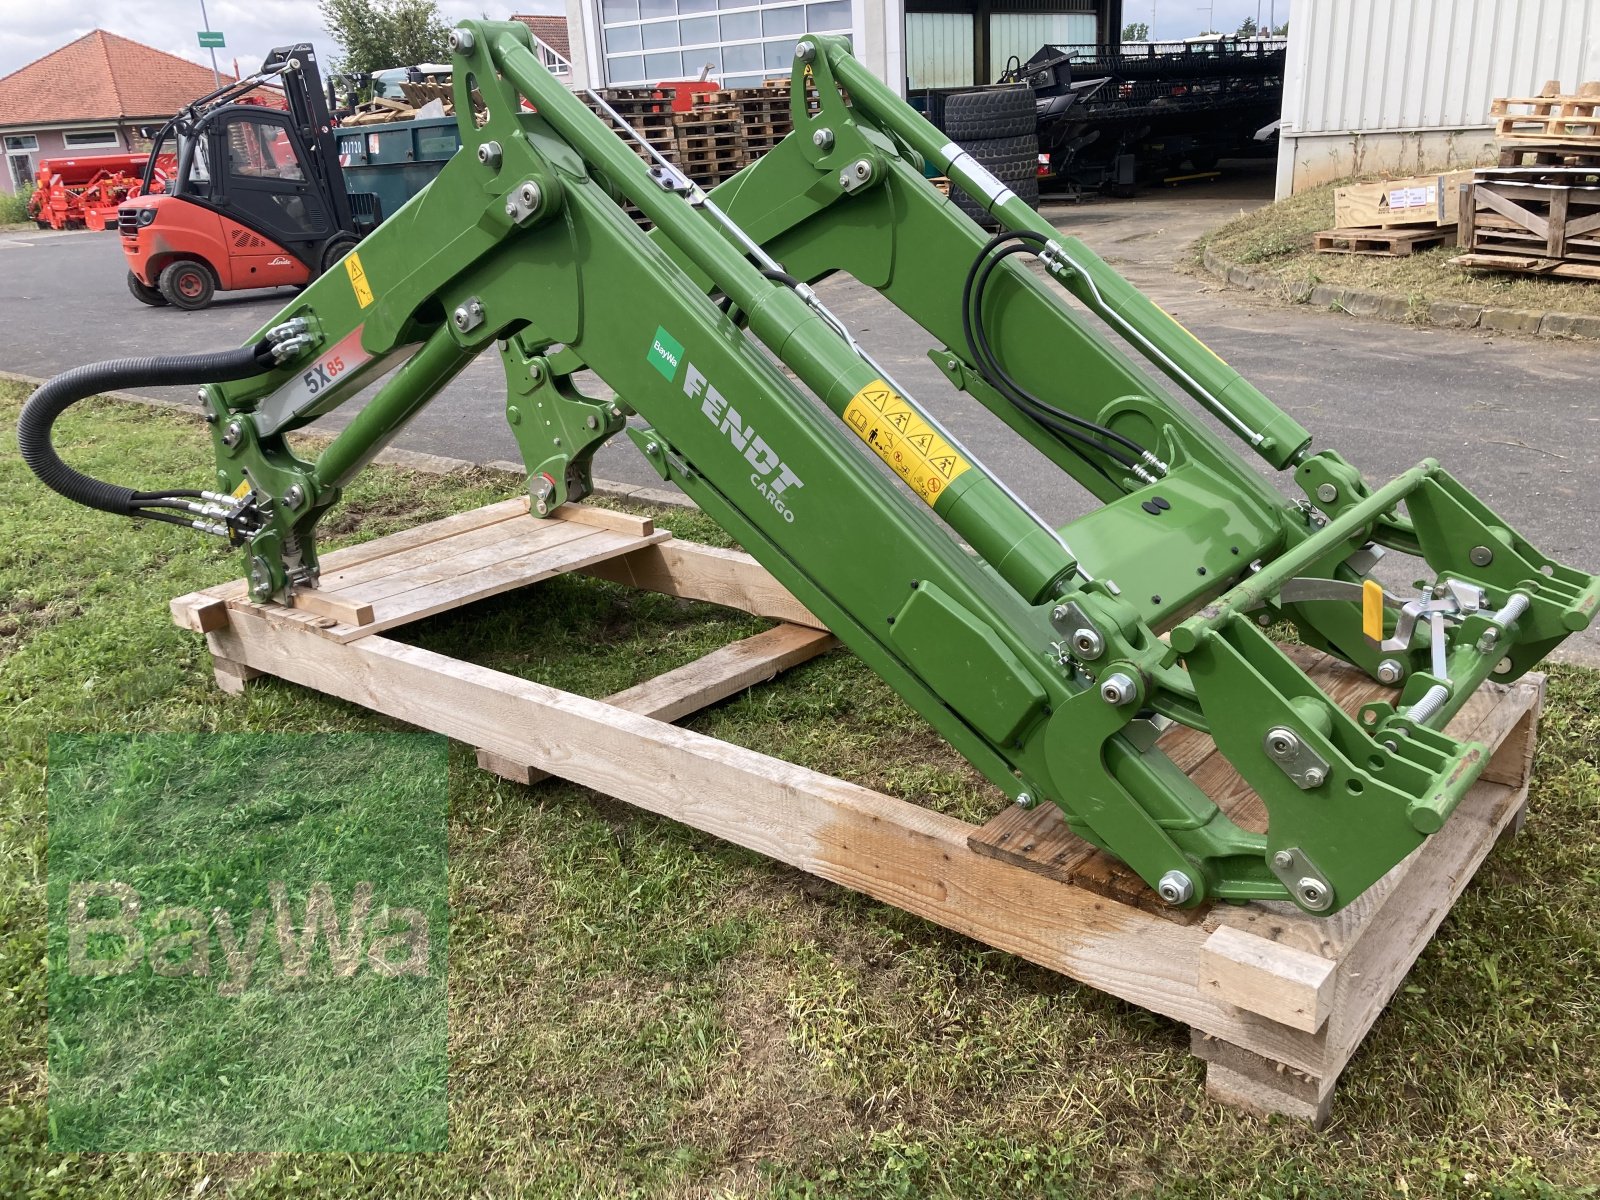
[1200,247,1600,342]
[0,368,700,512]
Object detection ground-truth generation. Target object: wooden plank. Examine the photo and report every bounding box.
[480,623,837,784]
[171,592,230,634]
[1192,1032,1336,1127]
[1199,925,1337,1033]
[966,802,1096,883]
[315,510,571,594]
[290,589,375,627]
[333,520,596,605]
[552,504,654,537]
[576,540,826,629]
[315,496,530,575]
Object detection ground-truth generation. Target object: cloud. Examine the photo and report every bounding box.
[0,0,565,79]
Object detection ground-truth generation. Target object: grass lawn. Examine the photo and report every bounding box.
[1194,174,1600,321]
[2,378,1599,1197]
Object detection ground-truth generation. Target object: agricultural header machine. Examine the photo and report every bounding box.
[26,152,171,232]
[20,23,1599,918]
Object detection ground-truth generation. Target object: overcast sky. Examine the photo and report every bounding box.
[0,0,1290,80]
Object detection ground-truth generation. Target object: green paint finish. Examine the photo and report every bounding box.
[154,22,1598,915]
[646,326,683,381]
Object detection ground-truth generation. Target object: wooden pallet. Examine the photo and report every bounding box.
[171,500,1546,1126]
[1450,251,1600,280]
[1460,170,1600,266]
[1498,141,1600,168]
[1490,80,1600,141]
[1313,225,1456,256]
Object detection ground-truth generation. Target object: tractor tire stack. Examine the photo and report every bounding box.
[942,85,1040,229]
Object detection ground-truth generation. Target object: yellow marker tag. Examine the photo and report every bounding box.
[345,251,374,308]
[1362,578,1385,642]
[231,479,252,500]
[842,379,971,507]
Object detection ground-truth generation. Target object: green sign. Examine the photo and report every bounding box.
[646,325,683,381]
[197,30,225,48]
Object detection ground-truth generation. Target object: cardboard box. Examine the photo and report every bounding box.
[1333,170,1473,228]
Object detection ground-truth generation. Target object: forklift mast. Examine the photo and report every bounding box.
[20,23,1600,919]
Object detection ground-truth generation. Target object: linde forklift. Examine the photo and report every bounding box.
[119,44,378,309]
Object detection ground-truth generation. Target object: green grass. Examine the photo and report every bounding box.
[46,732,448,1152]
[1194,172,1600,321]
[3,379,1599,1196]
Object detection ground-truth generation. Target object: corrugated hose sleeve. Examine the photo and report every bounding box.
[16,342,275,515]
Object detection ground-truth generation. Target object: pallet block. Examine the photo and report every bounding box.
[171,501,1545,1126]
[1313,225,1456,256]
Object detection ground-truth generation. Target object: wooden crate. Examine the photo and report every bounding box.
[1333,171,1473,228]
[172,499,1546,1127]
[1313,225,1456,256]
[1457,168,1600,275]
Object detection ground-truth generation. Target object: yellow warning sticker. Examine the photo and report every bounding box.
[1362,578,1385,642]
[842,379,971,507]
[231,478,252,500]
[345,251,374,309]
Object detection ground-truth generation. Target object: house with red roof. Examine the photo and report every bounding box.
[0,30,231,195]
[512,13,572,79]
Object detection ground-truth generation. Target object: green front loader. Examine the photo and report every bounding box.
[20,22,1599,916]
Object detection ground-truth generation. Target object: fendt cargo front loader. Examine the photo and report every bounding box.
[20,24,1599,916]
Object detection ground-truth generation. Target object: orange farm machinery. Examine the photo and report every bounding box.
[28,152,176,232]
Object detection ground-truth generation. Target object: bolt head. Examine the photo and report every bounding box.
[1157,870,1194,905]
[1302,766,1326,788]
[1315,482,1338,503]
[1015,792,1034,809]
[1469,545,1494,567]
[1071,628,1104,659]
[795,40,816,62]
[449,28,475,54]
[504,198,519,218]
[1099,672,1136,706]
[812,127,834,150]
[1272,850,1294,870]
[520,182,540,206]
[1297,878,1329,909]
[1376,659,1404,685]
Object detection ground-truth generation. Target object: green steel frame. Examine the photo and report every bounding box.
[189,23,1596,915]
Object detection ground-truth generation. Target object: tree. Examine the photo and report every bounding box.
[1273,21,1290,35]
[1121,20,1151,41]
[1235,16,1259,37]
[319,0,451,75]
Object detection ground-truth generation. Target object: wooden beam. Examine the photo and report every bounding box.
[575,541,825,630]
[477,623,837,784]
[1199,926,1337,1033]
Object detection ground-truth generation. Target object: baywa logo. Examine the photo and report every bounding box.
[645,326,806,523]
[68,879,431,996]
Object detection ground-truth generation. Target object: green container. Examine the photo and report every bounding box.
[336,115,462,223]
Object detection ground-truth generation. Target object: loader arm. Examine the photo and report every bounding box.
[24,22,1599,916]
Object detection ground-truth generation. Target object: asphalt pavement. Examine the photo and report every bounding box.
[6,162,1598,659]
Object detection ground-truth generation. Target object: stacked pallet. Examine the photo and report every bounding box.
[1314,170,1468,256]
[1492,81,1600,168]
[670,103,747,187]
[1452,167,1600,280]
[689,86,794,158]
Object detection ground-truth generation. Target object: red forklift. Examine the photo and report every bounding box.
[119,44,380,309]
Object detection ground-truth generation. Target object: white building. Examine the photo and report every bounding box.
[561,1,1123,94]
[1277,0,1600,196]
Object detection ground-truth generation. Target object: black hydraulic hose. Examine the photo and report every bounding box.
[17,342,276,517]
[960,231,1154,468]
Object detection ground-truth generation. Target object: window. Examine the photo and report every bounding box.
[226,116,305,182]
[4,134,40,152]
[7,151,35,190]
[601,0,852,87]
[63,129,120,149]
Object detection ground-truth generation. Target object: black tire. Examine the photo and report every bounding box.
[318,232,360,276]
[158,260,215,310]
[943,85,1036,141]
[127,270,168,307]
[950,137,1041,228]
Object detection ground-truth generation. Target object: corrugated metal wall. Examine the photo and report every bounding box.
[907,12,975,88]
[989,13,1096,80]
[1279,0,1599,193]
[1285,0,1599,134]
